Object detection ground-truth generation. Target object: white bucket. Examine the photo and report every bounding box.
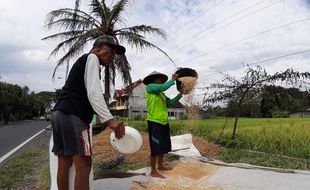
[109,126,143,154]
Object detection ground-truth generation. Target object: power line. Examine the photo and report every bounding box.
[193,0,266,39]
[178,17,310,68]
[169,0,267,52]
[136,0,202,61]
[146,0,276,66]
[198,48,310,80]
[165,0,202,26]
[168,0,227,38]
[174,0,285,68]
[142,0,227,64]
[176,0,284,54]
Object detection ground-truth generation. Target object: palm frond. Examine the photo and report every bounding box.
[119,32,175,65]
[116,25,166,39]
[46,17,99,31]
[42,30,85,41]
[115,54,132,86]
[110,0,128,25]
[45,8,101,30]
[45,28,103,59]
[90,0,107,22]
[47,36,79,59]
[52,29,102,78]
[52,40,90,79]
[103,55,132,99]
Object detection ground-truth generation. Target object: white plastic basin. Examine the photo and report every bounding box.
[109,126,143,154]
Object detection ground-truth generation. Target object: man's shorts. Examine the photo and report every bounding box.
[147,120,171,156]
[51,110,92,156]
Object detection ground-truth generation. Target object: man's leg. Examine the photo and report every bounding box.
[57,156,73,190]
[73,155,92,190]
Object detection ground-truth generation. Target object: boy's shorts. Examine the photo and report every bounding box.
[51,110,92,156]
[147,120,171,156]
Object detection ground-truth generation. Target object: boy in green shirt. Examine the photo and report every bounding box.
[143,71,182,178]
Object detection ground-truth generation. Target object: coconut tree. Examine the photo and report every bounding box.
[43,0,174,100]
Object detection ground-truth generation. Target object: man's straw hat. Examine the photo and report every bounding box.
[94,35,126,54]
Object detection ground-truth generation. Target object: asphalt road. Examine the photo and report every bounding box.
[0,120,51,160]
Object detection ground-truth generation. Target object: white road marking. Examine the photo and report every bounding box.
[0,127,49,163]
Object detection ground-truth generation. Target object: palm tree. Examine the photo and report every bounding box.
[43,0,174,101]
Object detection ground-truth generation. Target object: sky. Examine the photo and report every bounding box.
[1,0,310,104]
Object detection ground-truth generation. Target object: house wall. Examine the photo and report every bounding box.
[168,108,186,120]
[127,83,186,119]
[290,111,310,118]
[128,84,147,119]
[302,112,310,117]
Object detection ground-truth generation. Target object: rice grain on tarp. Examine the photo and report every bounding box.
[92,129,222,163]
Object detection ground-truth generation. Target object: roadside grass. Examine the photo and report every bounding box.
[0,151,38,189]
[0,131,50,190]
[0,148,50,190]
[38,161,51,190]
[128,118,310,170]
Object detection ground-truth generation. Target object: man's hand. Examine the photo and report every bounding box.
[172,74,179,81]
[107,119,125,139]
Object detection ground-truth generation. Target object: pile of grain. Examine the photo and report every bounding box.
[92,129,222,164]
[163,161,216,180]
[129,160,223,190]
[178,76,197,95]
[93,130,223,187]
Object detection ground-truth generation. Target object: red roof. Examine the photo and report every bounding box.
[114,79,143,98]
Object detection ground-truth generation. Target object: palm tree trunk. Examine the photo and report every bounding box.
[104,66,110,104]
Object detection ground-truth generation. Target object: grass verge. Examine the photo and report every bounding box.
[0,131,51,190]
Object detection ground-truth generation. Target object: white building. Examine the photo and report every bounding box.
[110,79,186,119]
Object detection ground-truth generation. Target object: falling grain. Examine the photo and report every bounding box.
[178,76,198,95]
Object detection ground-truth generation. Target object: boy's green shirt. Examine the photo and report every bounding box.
[146,79,182,125]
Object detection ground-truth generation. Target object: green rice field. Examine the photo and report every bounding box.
[128,118,310,170]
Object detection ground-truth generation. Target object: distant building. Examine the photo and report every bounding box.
[290,108,310,118]
[109,79,186,119]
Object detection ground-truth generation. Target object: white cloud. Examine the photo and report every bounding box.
[22,50,49,63]
[1,71,64,92]
[0,0,309,104]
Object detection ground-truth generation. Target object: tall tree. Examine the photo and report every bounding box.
[43,0,174,100]
[203,66,310,139]
[260,86,310,117]
[0,82,24,124]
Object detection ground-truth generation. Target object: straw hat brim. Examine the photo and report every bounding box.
[143,73,168,85]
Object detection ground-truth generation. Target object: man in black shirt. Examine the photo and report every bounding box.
[51,35,126,190]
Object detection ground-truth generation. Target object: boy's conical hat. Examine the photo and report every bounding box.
[143,71,168,85]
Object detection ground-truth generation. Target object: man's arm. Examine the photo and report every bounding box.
[84,54,124,138]
[84,53,113,123]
